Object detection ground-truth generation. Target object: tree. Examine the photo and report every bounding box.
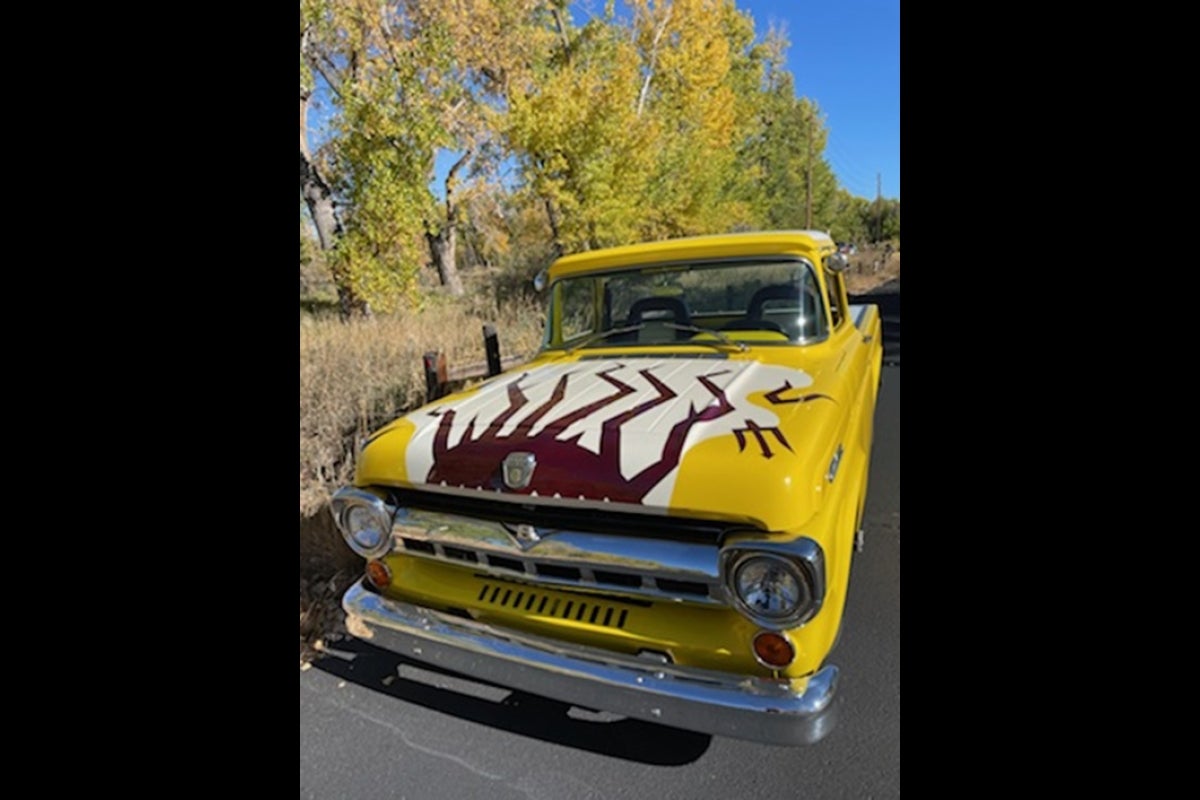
[505,8,660,253]
[301,0,464,313]
[630,0,750,237]
[300,1,369,317]
[871,197,901,242]
[828,189,871,243]
[299,0,872,309]
[728,27,838,233]
[411,1,560,295]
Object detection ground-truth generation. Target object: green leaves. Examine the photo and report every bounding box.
[301,0,895,312]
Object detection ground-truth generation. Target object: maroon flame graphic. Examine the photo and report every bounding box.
[426,366,734,503]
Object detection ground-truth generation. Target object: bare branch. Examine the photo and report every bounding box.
[551,7,571,64]
[376,1,406,72]
[379,2,393,39]
[300,24,313,102]
[310,53,346,99]
[480,66,505,90]
[637,6,673,117]
[445,149,473,222]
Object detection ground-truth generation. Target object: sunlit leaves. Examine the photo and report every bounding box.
[301,0,889,310]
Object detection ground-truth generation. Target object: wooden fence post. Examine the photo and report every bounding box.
[483,324,502,377]
[423,351,447,403]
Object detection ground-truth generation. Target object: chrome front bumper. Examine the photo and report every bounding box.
[342,580,838,745]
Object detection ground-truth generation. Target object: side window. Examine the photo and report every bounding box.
[825,269,846,329]
[558,278,596,342]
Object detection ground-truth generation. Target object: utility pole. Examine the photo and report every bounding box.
[805,110,813,229]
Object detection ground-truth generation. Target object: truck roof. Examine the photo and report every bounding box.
[548,230,837,281]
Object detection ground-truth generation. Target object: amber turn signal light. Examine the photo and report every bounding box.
[752,630,795,668]
[365,559,391,589]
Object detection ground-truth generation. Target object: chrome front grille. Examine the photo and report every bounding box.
[392,507,724,606]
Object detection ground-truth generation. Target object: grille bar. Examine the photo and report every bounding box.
[393,488,730,544]
[400,536,718,603]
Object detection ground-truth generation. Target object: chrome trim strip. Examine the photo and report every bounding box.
[397,482,682,518]
[343,581,839,745]
[392,507,724,605]
[850,304,869,329]
[826,444,844,483]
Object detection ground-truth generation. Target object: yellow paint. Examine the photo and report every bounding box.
[355,418,415,486]
[349,231,883,682]
[548,230,836,281]
[377,552,824,678]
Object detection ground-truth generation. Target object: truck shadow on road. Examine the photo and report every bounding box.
[312,636,712,765]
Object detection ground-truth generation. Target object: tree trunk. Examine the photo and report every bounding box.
[299,151,341,251]
[424,150,469,296]
[300,76,369,318]
[300,151,371,318]
[544,198,564,259]
[426,226,464,296]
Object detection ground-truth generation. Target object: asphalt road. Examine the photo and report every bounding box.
[301,299,900,799]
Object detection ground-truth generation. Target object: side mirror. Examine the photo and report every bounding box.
[533,268,549,292]
[823,252,850,273]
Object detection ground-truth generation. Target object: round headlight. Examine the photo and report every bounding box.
[733,555,810,621]
[331,488,395,558]
[347,506,385,551]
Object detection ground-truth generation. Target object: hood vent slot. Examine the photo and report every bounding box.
[477,582,630,629]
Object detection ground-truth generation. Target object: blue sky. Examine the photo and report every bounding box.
[720,0,899,199]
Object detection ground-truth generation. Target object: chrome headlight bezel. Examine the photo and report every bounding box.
[330,487,396,559]
[721,538,825,629]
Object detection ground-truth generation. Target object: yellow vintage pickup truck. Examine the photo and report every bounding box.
[336,230,883,745]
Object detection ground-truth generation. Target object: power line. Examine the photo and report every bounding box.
[827,168,873,198]
[820,137,868,178]
[828,168,874,199]
[823,137,873,186]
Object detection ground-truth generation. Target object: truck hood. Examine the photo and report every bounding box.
[357,356,840,531]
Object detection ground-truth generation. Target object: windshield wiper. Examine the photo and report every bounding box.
[665,323,748,352]
[565,322,748,354]
[565,324,646,354]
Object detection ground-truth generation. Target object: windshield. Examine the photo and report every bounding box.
[543,259,827,350]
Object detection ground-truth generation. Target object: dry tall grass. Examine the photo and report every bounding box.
[299,284,544,661]
[299,295,545,519]
[844,244,901,294]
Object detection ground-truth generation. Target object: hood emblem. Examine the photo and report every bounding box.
[502,452,537,490]
[500,521,543,549]
[514,524,541,548]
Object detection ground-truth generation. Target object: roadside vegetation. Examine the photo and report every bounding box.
[299,272,543,663]
[299,288,543,518]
